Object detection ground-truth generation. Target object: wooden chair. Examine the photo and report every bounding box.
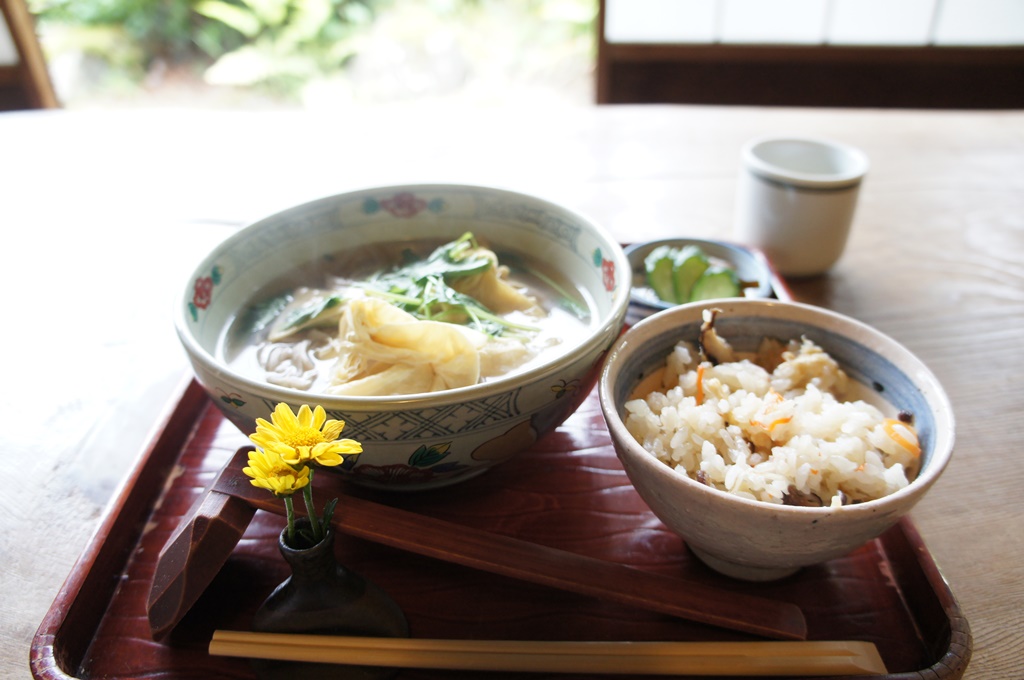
[1,0,58,110]
[596,0,1024,109]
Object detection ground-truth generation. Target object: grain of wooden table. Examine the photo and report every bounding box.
[1,104,1021,679]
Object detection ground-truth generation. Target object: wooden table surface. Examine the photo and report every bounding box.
[1,104,1021,679]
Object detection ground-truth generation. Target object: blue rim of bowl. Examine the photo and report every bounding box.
[624,238,774,310]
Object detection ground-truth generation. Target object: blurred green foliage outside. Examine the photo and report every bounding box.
[29,0,597,106]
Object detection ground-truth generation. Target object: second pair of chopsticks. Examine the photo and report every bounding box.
[210,630,888,676]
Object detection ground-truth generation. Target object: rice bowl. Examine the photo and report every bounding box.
[599,299,954,581]
[624,309,921,508]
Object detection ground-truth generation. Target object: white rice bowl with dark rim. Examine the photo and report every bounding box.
[624,309,922,508]
[599,299,954,580]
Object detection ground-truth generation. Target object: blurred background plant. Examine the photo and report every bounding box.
[28,0,597,109]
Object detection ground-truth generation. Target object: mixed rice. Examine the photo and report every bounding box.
[624,311,921,507]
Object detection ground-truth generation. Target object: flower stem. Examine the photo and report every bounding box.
[302,468,322,543]
[283,495,296,545]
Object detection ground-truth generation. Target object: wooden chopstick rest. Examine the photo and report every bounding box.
[209,630,888,676]
[148,485,256,640]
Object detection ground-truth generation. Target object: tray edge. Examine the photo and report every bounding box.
[878,518,972,680]
[30,373,207,680]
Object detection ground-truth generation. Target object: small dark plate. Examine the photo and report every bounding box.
[625,238,775,310]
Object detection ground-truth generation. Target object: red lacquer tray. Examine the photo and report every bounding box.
[32,374,970,679]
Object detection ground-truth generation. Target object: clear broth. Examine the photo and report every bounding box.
[219,238,595,395]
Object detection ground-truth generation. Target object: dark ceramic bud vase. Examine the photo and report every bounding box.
[252,520,409,680]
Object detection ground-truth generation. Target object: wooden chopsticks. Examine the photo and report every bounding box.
[212,449,808,641]
[209,630,887,676]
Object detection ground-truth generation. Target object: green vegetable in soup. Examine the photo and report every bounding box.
[240,292,292,335]
[386,232,494,283]
[266,290,346,341]
[363,232,540,337]
[279,295,344,332]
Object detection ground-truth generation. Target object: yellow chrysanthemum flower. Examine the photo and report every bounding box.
[249,403,362,467]
[243,448,310,497]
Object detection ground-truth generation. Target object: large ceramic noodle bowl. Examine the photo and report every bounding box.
[177,184,630,490]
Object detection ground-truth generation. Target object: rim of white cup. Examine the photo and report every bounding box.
[743,136,869,190]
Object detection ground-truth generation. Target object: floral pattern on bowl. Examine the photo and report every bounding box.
[177,184,630,490]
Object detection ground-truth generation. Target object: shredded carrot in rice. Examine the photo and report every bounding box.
[751,415,793,432]
[750,390,791,432]
[695,365,705,405]
[883,418,921,457]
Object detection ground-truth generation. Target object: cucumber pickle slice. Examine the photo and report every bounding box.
[643,246,679,303]
[671,246,710,302]
[643,244,742,304]
[690,266,741,301]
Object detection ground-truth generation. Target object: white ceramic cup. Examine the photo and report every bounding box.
[734,136,869,277]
